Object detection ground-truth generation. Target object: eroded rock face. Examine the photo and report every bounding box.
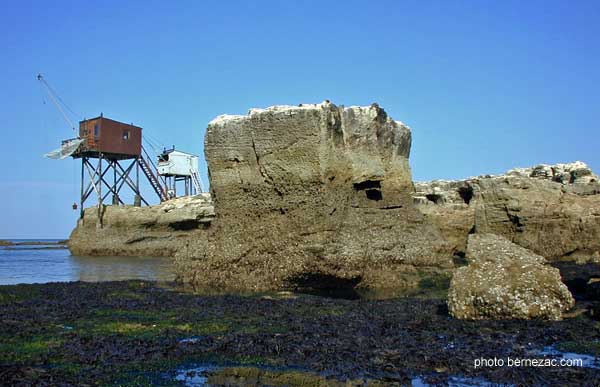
[68,194,214,257]
[177,102,453,290]
[414,162,600,261]
[414,180,476,254]
[448,233,575,320]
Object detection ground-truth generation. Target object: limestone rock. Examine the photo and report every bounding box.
[177,101,453,290]
[507,161,599,186]
[448,233,575,320]
[414,162,600,261]
[68,194,214,257]
[413,180,476,253]
[65,100,600,296]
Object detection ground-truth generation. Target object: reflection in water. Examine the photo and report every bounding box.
[69,255,175,282]
[0,240,174,285]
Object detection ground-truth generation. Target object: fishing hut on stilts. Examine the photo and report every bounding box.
[48,115,168,226]
[39,74,203,228]
[75,115,168,215]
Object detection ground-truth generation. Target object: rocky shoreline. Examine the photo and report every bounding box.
[65,101,600,321]
[0,275,599,387]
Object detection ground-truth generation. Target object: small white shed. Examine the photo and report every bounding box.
[157,149,199,177]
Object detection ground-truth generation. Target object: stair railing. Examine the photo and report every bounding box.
[140,145,168,201]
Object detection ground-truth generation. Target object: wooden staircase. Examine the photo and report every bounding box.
[140,146,168,202]
[190,170,203,194]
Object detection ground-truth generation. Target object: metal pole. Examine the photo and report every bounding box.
[80,157,84,219]
[97,154,103,229]
[37,75,76,131]
[113,160,118,205]
[134,157,141,207]
[98,155,103,206]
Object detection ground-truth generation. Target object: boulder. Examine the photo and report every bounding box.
[177,101,453,290]
[448,233,574,320]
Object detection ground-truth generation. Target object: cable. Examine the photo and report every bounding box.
[145,132,167,151]
[36,74,83,131]
[40,76,80,118]
[142,137,161,156]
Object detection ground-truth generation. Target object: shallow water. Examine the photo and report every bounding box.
[174,366,214,387]
[537,345,600,369]
[0,239,174,285]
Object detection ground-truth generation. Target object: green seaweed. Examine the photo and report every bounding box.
[0,335,63,362]
[1,280,597,387]
[0,284,40,304]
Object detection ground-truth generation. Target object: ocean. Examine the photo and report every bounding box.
[0,239,174,285]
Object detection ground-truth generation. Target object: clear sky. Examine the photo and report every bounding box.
[1,0,599,238]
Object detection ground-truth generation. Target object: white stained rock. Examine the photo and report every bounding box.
[506,161,598,184]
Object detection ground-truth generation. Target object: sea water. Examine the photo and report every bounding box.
[0,239,174,285]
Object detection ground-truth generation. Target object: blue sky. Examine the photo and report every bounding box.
[1,0,599,238]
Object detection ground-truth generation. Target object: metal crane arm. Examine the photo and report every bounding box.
[37,74,77,131]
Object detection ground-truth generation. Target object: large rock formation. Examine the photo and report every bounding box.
[176,102,453,290]
[67,100,600,303]
[414,162,600,262]
[448,233,575,320]
[69,194,214,257]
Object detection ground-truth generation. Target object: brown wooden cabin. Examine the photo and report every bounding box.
[74,115,142,160]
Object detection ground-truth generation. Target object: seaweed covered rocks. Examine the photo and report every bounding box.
[448,233,575,320]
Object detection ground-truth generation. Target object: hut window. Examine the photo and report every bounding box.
[93,124,100,138]
[123,130,130,140]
